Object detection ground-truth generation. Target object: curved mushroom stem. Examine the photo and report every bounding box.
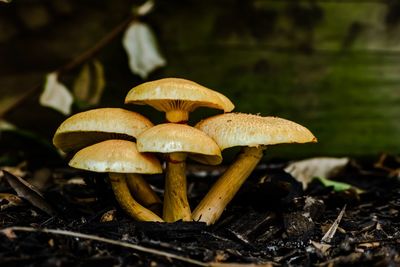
[166,110,189,123]
[164,152,192,222]
[192,147,264,225]
[126,173,162,216]
[109,173,164,222]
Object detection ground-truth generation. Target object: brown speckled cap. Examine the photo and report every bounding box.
[195,113,317,150]
[69,140,162,174]
[125,78,234,113]
[53,108,153,153]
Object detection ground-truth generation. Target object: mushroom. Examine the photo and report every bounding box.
[53,108,162,214]
[53,108,153,153]
[69,139,163,222]
[137,123,222,222]
[125,78,234,123]
[192,113,317,225]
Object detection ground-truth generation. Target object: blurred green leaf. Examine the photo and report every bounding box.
[314,176,363,193]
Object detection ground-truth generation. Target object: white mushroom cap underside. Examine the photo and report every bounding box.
[69,140,162,174]
[125,78,234,112]
[137,123,222,165]
[53,108,153,152]
[195,113,317,150]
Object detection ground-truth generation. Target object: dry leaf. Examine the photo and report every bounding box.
[73,63,90,102]
[122,22,166,78]
[73,59,105,106]
[89,59,105,104]
[285,157,349,189]
[135,0,154,16]
[40,72,73,115]
[321,205,346,243]
[0,120,16,131]
[2,170,56,216]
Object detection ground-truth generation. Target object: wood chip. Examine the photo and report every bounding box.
[321,205,346,243]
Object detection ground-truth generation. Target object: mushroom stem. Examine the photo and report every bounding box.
[164,152,191,222]
[166,110,189,123]
[126,174,162,216]
[109,173,164,222]
[192,147,264,225]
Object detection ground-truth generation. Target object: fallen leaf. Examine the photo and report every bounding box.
[134,0,154,16]
[1,170,56,216]
[73,59,105,107]
[314,176,364,193]
[89,60,105,104]
[39,72,73,115]
[73,63,90,102]
[321,205,346,243]
[122,22,166,78]
[284,157,349,189]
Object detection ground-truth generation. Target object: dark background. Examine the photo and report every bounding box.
[1,0,400,160]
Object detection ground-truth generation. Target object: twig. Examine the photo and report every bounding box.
[321,205,346,243]
[1,226,276,266]
[1,226,209,266]
[1,15,136,118]
[352,236,400,244]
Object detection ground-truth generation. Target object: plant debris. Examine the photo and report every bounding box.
[1,170,55,216]
[0,156,400,266]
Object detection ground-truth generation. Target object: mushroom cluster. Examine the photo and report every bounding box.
[53,78,317,225]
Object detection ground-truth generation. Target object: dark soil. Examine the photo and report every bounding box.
[1,156,400,266]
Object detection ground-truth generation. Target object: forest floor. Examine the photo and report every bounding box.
[0,155,399,266]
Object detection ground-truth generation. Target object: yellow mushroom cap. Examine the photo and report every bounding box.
[137,123,222,165]
[53,108,153,153]
[69,140,162,174]
[124,78,235,113]
[195,113,317,150]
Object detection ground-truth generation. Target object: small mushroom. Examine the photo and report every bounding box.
[137,123,222,222]
[125,78,234,123]
[192,113,317,224]
[69,139,163,222]
[53,108,153,153]
[53,108,162,214]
